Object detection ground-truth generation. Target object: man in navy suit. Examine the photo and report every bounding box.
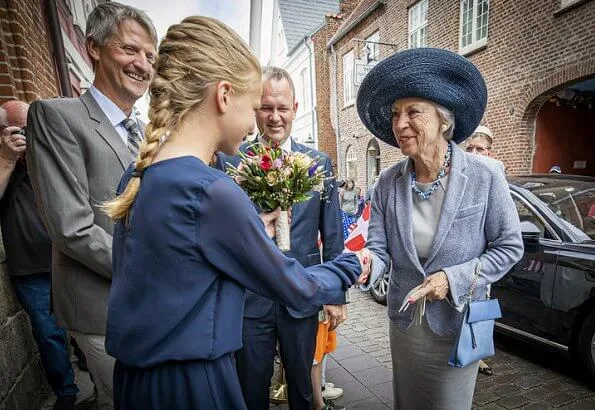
[217,66,346,409]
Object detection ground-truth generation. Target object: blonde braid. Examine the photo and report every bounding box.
[102,76,173,221]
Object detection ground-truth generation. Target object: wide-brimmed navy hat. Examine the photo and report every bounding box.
[356,48,487,147]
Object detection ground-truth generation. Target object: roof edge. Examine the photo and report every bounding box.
[327,0,386,49]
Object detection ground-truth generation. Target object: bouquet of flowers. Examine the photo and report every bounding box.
[227,142,326,251]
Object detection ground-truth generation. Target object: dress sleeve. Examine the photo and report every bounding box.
[195,178,361,312]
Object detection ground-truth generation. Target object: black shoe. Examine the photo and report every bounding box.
[53,395,76,410]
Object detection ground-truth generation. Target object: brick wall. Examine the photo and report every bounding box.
[0,0,60,104]
[0,1,59,408]
[312,0,369,174]
[0,244,46,410]
[312,15,343,173]
[328,0,595,189]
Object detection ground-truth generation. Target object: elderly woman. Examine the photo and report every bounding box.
[357,48,523,409]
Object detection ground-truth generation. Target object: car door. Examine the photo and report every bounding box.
[492,191,562,339]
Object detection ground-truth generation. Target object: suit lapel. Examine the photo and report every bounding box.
[80,92,131,170]
[424,142,468,268]
[395,160,424,272]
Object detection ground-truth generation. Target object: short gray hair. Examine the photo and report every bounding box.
[435,104,455,141]
[86,2,157,47]
[262,66,296,101]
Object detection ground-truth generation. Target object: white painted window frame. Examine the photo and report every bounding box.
[459,0,490,55]
[343,50,355,107]
[408,0,428,49]
[365,31,380,62]
[346,145,358,182]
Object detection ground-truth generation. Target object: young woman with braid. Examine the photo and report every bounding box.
[102,16,369,409]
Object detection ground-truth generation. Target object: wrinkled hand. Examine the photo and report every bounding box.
[323,304,347,331]
[260,208,281,239]
[355,248,372,285]
[408,271,449,303]
[0,127,26,163]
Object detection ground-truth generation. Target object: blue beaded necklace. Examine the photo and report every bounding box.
[411,144,452,200]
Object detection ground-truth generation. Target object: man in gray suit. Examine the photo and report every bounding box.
[26,3,157,409]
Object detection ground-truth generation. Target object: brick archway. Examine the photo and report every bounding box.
[518,58,595,173]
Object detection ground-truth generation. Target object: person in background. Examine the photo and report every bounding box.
[355,186,365,218]
[465,124,504,377]
[103,19,369,409]
[217,66,348,410]
[465,125,493,157]
[365,176,379,204]
[358,48,523,409]
[0,101,79,410]
[26,3,158,408]
[339,179,358,240]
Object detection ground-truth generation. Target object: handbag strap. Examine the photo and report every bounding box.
[460,260,482,305]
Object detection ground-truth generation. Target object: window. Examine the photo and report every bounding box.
[408,0,428,49]
[365,31,380,62]
[343,50,355,106]
[299,68,310,111]
[346,146,358,182]
[459,0,489,55]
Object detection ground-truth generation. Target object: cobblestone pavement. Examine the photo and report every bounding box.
[46,289,594,409]
[318,289,595,409]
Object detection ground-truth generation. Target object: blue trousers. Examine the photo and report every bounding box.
[11,273,78,397]
[236,304,318,410]
[113,354,246,409]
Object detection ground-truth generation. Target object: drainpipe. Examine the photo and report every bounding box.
[304,37,317,148]
[46,0,73,97]
[330,44,341,176]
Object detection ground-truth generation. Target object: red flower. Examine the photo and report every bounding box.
[260,154,272,171]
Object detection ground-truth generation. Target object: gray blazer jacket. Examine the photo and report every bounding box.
[363,142,523,337]
[26,91,133,334]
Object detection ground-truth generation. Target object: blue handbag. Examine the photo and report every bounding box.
[448,262,502,368]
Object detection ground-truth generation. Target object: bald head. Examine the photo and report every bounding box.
[1,100,29,128]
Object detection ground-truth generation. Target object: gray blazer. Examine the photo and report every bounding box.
[26,91,133,334]
[363,141,523,337]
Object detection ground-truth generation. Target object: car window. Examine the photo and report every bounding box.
[512,195,555,240]
[513,179,594,242]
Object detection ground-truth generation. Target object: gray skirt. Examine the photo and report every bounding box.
[389,319,479,410]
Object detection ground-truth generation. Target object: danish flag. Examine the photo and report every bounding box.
[344,203,371,251]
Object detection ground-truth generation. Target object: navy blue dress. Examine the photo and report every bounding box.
[105,156,361,409]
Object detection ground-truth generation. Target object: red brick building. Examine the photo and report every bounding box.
[321,0,595,190]
[311,0,362,172]
[0,0,97,105]
[0,1,98,407]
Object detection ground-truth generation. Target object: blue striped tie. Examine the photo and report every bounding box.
[122,118,142,158]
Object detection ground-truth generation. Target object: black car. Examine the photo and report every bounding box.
[370,174,595,378]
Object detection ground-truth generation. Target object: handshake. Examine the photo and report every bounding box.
[259,210,372,286]
[354,248,372,286]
